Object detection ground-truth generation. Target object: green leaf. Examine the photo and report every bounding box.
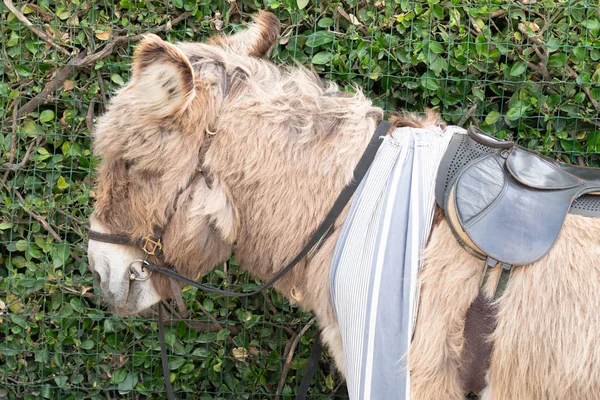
[197,332,217,343]
[80,340,94,350]
[112,368,127,384]
[203,298,214,312]
[57,176,70,189]
[475,34,488,56]
[485,111,500,125]
[581,19,600,30]
[429,55,446,75]
[560,139,584,153]
[7,31,19,47]
[0,222,13,230]
[15,65,32,77]
[70,298,84,313]
[172,0,183,8]
[15,240,28,251]
[311,51,332,65]
[53,375,68,389]
[297,0,309,9]
[510,61,528,76]
[325,373,334,390]
[51,244,70,267]
[548,53,567,68]
[111,74,125,86]
[305,31,334,48]
[191,347,210,357]
[420,73,439,90]
[505,105,528,121]
[169,357,186,370]
[216,328,230,341]
[118,373,137,393]
[573,46,587,61]
[39,110,55,123]
[317,18,334,28]
[429,42,444,54]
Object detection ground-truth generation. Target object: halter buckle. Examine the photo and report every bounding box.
[141,236,162,256]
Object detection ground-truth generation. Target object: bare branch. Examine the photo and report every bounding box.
[336,6,367,34]
[567,65,600,113]
[2,101,19,184]
[276,317,317,399]
[3,0,71,56]
[13,189,62,242]
[26,3,54,21]
[16,11,193,118]
[1,137,43,171]
[490,10,508,18]
[53,207,84,226]
[458,103,478,127]
[85,99,95,134]
[18,50,88,118]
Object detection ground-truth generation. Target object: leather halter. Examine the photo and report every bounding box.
[88,120,390,399]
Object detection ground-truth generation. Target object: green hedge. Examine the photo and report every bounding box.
[1,0,599,399]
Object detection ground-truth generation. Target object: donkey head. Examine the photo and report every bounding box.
[87,12,281,315]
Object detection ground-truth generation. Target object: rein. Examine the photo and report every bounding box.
[89,120,390,398]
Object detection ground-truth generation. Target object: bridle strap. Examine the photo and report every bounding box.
[296,333,323,400]
[157,303,175,400]
[89,120,390,398]
[88,231,139,247]
[142,120,390,297]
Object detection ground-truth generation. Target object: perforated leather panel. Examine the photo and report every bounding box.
[437,133,600,218]
[571,195,600,216]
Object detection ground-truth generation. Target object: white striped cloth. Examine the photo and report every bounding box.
[330,126,462,399]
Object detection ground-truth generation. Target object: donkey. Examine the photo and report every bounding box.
[87,11,600,399]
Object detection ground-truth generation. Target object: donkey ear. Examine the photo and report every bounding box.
[208,11,280,58]
[131,33,195,116]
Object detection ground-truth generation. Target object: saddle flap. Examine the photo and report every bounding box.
[506,147,584,190]
[445,152,575,266]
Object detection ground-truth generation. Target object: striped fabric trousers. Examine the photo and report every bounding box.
[330,126,463,399]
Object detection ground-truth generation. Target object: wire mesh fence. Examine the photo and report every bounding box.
[1,0,599,399]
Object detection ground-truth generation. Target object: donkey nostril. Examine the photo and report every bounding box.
[92,270,102,284]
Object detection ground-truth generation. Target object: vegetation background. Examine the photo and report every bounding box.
[1,0,599,398]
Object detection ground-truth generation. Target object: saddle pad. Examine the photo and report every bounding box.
[436,132,600,218]
[330,126,459,400]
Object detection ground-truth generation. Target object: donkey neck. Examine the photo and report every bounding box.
[206,105,382,298]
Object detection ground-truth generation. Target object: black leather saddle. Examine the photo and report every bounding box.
[437,126,600,266]
[439,127,600,395]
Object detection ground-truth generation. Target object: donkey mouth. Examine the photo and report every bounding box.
[109,277,162,317]
[102,273,131,314]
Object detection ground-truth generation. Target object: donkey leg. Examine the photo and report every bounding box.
[485,215,600,399]
[409,219,483,400]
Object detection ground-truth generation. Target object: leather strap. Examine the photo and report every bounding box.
[144,121,390,298]
[90,120,390,398]
[88,230,164,258]
[295,333,323,400]
[158,303,175,400]
[88,230,139,247]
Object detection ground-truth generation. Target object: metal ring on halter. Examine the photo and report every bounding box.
[129,259,152,281]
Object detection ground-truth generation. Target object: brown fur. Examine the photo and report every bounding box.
[90,11,600,398]
[390,109,447,130]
